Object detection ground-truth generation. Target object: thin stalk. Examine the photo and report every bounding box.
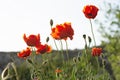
[65,40,69,61]
[60,40,65,64]
[60,40,64,54]
[96,57,99,72]
[102,59,105,80]
[53,39,59,51]
[50,22,59,51]
[83,37,88,64]
[90,19,100,74]
[31,47,36,63]
[89,19,96,46]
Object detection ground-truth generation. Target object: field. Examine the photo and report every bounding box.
[0,49,116,80]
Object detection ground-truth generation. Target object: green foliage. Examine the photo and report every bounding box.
[97,1,120,80]
[1,49,112,80]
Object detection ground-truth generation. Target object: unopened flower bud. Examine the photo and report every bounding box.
[27,59,33,65]
[73,57,77,63]
[102,59,106,66]
[1,63,11,80]
[1,67,9,79]
[77,56,81,62]
[83,34,86,39]
[88,36,92,43]
[42,60,48,65]
[46,37,49,43]
[50,19,53,26]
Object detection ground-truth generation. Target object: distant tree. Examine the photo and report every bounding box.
[96,1,120,79]
[96,1,120,56]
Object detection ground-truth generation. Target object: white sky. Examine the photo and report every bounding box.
[0,0,116,51]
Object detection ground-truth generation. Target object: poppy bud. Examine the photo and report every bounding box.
[27,59,34,65]
[46,37,49,43]
[50,19,53,26]
[77,56,81,62]
[83,34,86,39]
[88,36,92,43]
[42,60,48,65]
[73,57,77,63]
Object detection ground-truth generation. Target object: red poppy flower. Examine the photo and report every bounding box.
[92,47,102,56]
[23,34,40,47]
[51,22,74,40]
[36,44,52,54]
[17,47,31,59]
[83,5,99,19]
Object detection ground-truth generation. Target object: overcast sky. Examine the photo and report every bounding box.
[0,0,117,51]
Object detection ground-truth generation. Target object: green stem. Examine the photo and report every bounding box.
[102,59,105,80]
[60,40,65,64]
[83,38,88,64]
[60,40,63,54]
[50,23,59,51]
[31,47,36,63]
[96,57,99,72]
[89,19,96,47]
[65,40,69,61]
[53,39,59,51]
